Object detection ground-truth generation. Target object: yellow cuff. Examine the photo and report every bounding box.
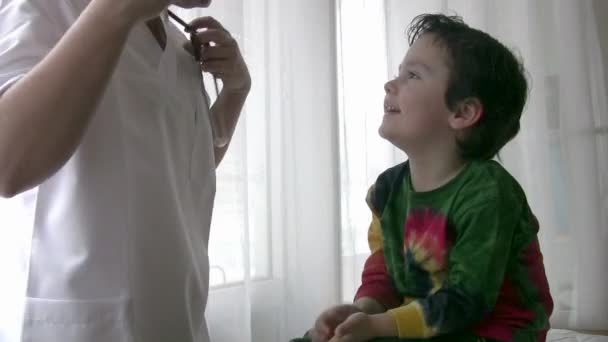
[387,301,437,338]
[368,213,383,253]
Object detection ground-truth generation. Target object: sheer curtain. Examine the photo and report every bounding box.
[338,0,608,332]
[175,0,342,341]
[0,0,340,341]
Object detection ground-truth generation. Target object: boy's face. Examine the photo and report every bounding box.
[380,33,454,151]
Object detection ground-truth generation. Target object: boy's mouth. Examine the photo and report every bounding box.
[384,103,401,115]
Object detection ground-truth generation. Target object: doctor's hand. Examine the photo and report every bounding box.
[189,16,252,94]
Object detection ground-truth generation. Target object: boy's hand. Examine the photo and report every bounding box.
[310,304,362,342]
[328,312,374,342]
[189,16,252,93]
[330,312,398,342]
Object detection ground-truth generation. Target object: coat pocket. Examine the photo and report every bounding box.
[21,297,132,342]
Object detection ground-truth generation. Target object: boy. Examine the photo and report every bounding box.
[0,0,250,341]
[309,14,553,342]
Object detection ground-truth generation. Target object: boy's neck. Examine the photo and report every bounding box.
[407,147,468,193]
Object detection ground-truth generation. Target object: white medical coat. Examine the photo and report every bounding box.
[0,0,216,341]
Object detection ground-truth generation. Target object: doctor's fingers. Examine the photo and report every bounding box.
[200,46,235,61]
[193,29,236,47]
[200,60,238,74]
[188,16,227,32]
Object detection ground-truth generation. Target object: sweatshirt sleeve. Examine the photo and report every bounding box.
[354,184,401,310]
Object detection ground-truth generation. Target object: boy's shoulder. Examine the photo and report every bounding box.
[369,159,529,213]
[456,159,528,208]
[372,159,522,194]
[367,161,409,213]
[375,161,409,188]
[467,159,523,190]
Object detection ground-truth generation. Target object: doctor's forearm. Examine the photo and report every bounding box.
[0,0,140,198]
[212,87,250,167]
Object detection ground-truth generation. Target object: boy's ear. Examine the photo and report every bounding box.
[448,97,483,130]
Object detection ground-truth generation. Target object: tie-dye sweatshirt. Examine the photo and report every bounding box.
[354,160,553,341]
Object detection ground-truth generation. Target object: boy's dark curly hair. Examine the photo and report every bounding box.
[407,14,528,160]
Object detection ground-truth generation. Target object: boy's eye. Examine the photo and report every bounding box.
[407,71,420,79]
[394,71,420,81]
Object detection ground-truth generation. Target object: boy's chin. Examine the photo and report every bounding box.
[378,121,398,140]
[172,0,212,8]
[378,124,408,149]
[378,125,396,142]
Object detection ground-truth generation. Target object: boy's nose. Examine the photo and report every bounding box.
[384,79,396,94]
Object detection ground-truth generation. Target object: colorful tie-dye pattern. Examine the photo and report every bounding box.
[403,208,451,293]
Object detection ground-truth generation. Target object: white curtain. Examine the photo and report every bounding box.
[338,0,608,333]
[174,0,341,341]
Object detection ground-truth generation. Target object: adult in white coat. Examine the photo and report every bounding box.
[0,0,251,340]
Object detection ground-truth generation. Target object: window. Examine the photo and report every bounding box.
[207,116,271,287]
[169,5,273,288]
[336,0,406,302]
